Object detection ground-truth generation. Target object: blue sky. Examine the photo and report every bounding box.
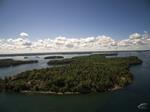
[0,0,150,39]
[0,0,150,53]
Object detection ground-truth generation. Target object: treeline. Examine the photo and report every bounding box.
[44,56,64,59]
[0,59,38,68]
[0,54,142,94]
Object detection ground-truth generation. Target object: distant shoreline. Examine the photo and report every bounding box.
[0,49,149,57]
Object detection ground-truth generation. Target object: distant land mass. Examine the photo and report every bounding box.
[44,56,64,59]
[0,49,149,57]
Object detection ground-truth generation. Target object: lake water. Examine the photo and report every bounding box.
[0,51,150,112]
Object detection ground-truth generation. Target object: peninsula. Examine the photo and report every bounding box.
[0,59,38,68]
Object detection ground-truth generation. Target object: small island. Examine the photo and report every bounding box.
[0,54,142,94]
[44,56,64,59]
[0,59,38,68]
[24,57,28,59]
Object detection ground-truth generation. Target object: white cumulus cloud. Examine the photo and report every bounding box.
[19,32,29,37]
[129,33,141,39]
[0,32,149,53]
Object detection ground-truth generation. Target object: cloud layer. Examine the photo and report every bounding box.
[0,32,150,53]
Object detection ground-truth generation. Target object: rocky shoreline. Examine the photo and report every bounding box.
[21,90,80,95]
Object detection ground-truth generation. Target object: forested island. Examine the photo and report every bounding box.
[44,56,64,59]
[0,59,38,68]
[0,54,142,94]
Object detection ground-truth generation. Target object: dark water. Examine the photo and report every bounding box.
[0,51,150,112]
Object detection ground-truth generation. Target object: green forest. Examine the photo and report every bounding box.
[0,54,142,94]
